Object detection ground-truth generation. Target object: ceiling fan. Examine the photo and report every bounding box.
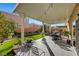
[44,3,54,19]
[39,3,54,20]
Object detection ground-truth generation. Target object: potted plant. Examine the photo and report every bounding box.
[27,38,33,43]
[24,37,33,47]
[64,31,71,37]
[64,31,71,45]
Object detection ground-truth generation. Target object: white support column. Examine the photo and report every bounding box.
[69,21,74,46]
[66,8,74,46]
[21,16,24,44]
[42,22,45,34]
[66,18,71,40]
[19,13,25,44]
[71,23,74,46]
[66,22,70,32]
[49,24,51,33]
[14,12,25,44]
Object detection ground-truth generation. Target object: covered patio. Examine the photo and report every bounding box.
[11,3,79,56]
[13,3,77,45]
[0,3,79,56]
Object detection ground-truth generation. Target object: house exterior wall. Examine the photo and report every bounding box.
[76,18,79,55]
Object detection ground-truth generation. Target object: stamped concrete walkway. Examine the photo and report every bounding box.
[15,36,77,56]
[33,36,77,56]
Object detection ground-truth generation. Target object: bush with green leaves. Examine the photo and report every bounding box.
[0,13,16,38]
[24,37,33,42]
[64,31,71,37]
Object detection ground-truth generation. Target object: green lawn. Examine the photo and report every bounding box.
[0,34,45,56]
[0,39,19,56]
[31,34,45,40]
[24,34,45,42]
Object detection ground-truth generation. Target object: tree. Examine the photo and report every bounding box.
[0,13,16,39]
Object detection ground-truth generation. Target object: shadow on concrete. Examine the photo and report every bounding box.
[51,38,71,51]
[42,38,55,56]
[21,46,30,52]
[15,43,43,56]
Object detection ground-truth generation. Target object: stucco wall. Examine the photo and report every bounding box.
[76,18,79,55]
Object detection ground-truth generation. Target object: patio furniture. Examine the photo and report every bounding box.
[51,32,60,40]
[14,41,45,56]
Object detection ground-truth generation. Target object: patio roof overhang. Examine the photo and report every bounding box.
[13,3,76,24]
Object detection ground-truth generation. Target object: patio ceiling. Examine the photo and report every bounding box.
[13,3,76,24]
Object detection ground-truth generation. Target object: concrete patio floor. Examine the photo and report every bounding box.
[15,36,77,56]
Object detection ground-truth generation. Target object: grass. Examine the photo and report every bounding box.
[0,39,19,56]
[24,34,45,42]
[0,34,45,56]
[31,34,45,40]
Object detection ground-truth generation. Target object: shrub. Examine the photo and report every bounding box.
[64,31,71,37]
[0,14,16,38]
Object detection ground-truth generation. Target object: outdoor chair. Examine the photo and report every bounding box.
[51,32,61,40]
[15,41,45,56]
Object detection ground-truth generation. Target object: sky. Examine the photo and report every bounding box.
[0,3,16,13]
[28,17,43,25]
[51,23,65,27]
